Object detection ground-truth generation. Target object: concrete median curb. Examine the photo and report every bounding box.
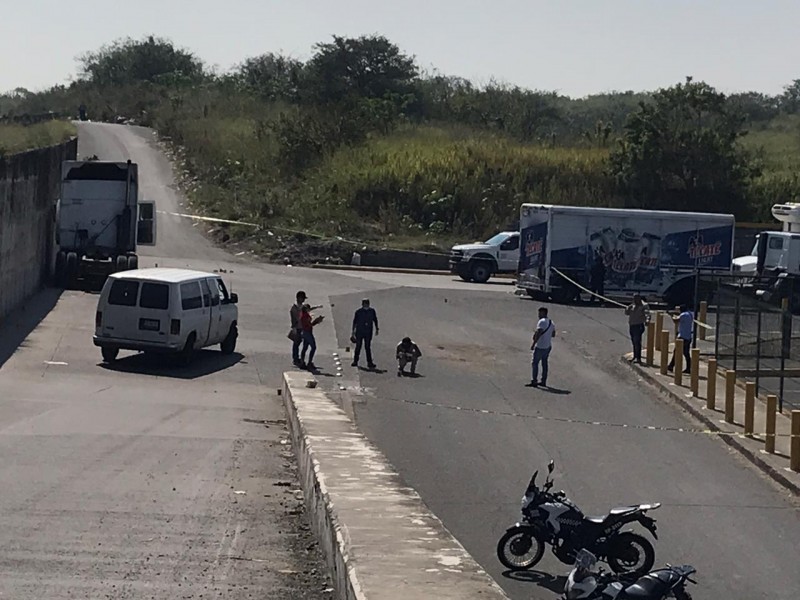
[309,263,517,280]
[282,371,510,600]
[624,357,800,497]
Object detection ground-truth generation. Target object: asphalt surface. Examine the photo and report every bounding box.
[329,287,800,600]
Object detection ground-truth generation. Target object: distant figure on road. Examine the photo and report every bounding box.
[396,337,422,377]
[589,252,606,304]
[351,298,379,369]
[299,304,324,371]
[290,291,307,367]
[668,304,693,374]
[529,307,555,388]
[625,293,650,364]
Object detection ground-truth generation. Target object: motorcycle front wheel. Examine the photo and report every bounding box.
[607,531,656,578]
[496,527,545,571]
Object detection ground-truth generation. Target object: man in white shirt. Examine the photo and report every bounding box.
[529,307,556,388]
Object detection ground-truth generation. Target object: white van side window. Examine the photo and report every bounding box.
[109,280,139,306]
[207,278,220,306]
[216,278,230,303]
[140,282,169,309]
[181,282,203,310]
[199,279,212,307]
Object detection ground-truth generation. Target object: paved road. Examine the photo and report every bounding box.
[0,124,341,599]
[329,287,800,600]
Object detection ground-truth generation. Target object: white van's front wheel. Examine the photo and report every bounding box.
[220,325,238,355]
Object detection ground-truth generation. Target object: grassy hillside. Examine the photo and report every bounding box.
[0,121,76,156]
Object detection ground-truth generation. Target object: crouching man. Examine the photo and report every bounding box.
[396,337,422,377]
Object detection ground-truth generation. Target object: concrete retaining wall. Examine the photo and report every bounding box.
[282,371,509,600]
[0,139,77,322]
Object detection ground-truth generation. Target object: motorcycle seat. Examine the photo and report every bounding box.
[609,505,638,515]
[621,573,672,599]
[585,516,606,524]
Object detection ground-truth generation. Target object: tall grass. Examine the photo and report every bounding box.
[0,121,76,156]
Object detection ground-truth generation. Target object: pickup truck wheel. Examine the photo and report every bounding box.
[127,255,139,270]
[115,255,128,272]
[470,261,493,284]
[101,347,119,363]
[65,252,78,289]
[220,325,238,355]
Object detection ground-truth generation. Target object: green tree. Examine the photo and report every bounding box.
[303,35,418,106]
[79,35,204,86]
[779,79,800,114]
[236,53,303,101]
[609,78,759,215]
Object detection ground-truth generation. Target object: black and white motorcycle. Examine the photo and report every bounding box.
[497,461,661,577]
[564,549,697,599]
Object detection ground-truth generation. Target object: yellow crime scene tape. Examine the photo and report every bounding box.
[551,267,712,330]
[375,393,798,440]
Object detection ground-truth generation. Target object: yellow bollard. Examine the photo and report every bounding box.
[660,331,670,375]
[698,301,708,341]
[725,371,736,423]
[706,359,717,410]
[690,348,700,397]
[744,382,755,436]
[765,395,777,454]
[646,321,655,367]
[673,339,684,386]
[791,411,800,472]
[655,312,664,351]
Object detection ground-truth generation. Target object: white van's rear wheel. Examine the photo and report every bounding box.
[101,347,119,363]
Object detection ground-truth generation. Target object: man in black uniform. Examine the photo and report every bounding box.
[351,298,379,369]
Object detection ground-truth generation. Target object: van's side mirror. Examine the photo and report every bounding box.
[230,292,238,304]
[137,201,156,246]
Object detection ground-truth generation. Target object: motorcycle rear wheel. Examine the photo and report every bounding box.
[674,589,693,600]
[607,532,655,578]
[496,527,545,571]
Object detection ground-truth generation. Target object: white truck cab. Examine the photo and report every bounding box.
[734,203,800,276]
[93,268,238,365]
[449,231,520,283]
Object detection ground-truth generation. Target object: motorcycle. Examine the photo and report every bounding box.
[496,461,660,577]
[564,549,697,599]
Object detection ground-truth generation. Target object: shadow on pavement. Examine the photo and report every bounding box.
[0,287,63,369]
[540,386,571,395]
[501,569,567,594]
[100,350,244,379]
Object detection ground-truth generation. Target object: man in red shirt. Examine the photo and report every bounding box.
[299,304,324,370]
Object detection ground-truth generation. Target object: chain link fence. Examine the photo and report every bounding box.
[706,273,800,411]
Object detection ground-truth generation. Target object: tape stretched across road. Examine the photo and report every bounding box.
[377,393,798,440]
[551,267,712,330]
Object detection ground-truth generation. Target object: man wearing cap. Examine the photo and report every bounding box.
[396,337,422,376]
[625,293,650,364]
[351,298,379,369]
[290,291,307,367]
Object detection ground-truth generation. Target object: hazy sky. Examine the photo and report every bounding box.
[2,0,798,97]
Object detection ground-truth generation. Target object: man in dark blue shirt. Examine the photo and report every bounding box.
[351,298,379,369]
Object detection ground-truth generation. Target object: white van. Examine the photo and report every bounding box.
[93,268,239,364]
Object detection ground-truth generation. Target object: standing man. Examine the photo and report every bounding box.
[529,307,556,388]
[351,298,379,369]
[668,304,693,374]
[290,291,307,367]
[625,293,650,364]
[589,252,606,305]
[396,337,422,377]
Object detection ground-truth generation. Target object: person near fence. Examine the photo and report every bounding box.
[668,304,693,374]
[625,293,650,364]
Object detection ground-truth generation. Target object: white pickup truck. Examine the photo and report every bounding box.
[449,231,520,283]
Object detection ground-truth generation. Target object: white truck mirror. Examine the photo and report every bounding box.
[137,201,156,246]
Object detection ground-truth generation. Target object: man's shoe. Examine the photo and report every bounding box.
[367,363,376,370]
[306,362,317,371]
[528,380,538,388]
[293,359,302,367]
[351,361,358,367]
[397,369,403,377]
[540,381,547,387]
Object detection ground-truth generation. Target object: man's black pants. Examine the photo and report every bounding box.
[354,333,373,365]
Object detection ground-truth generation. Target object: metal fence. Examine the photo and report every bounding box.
[706,274,799,411]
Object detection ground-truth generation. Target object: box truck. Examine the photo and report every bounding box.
[517,204,735,306]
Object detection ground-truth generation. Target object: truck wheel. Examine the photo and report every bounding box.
[115,255,129,272]
[54,251,66,287]
[526,289,548,301]
[65,252,78,289]
[101,347,119,363]
[550,284,578,304]
[127,255,139,270]
[457,272,472,282]
[220,325,238,355]
[470,261,493,284]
